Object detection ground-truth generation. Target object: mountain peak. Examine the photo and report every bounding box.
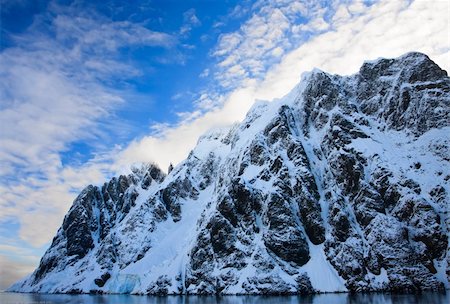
[10,52,450,295]
[359,51,447,83]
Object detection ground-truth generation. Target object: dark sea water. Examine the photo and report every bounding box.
[0,292,448,304]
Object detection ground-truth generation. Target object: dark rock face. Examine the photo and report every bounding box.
[159,172,199,222]
[94,273,111,287]
[328,152,363,195]
[358,52,449,135]
[28,164,167,285]
[353,186,385,227]
[147,276,172,295]
[208,214,236,257]
[62,186,98,258]
[264,194,310,266]
[298,194,325,245]
[11,52,450,295]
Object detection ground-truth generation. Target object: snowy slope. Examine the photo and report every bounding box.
[9,52,450,294]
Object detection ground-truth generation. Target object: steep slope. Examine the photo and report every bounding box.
[10,52,450,294]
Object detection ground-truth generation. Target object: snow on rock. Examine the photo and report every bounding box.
[9,52,450,294]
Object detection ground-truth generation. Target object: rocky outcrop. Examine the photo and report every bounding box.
[9,52,450,294]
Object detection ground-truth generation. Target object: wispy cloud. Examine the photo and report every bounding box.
[211,0,334,88]
[180,8,202,36]
[116,0,449,178]
[0,0,177,249]
[199,68,210,78]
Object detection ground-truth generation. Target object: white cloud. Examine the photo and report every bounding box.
[0,1,177,248]
[299,16,330,32]
[228,4,250,19]
[0,44,121,248]
[0,52,121,174]
[180,8,202,36]
[348,0,368,14]
[214,33,242,57]
[211,1,333,88]
[113,86,257,171]
[116,0,450,175]
[254,0,450,101]
[271,47,284,57]
[54,15,175,51]
[199,68,210,78]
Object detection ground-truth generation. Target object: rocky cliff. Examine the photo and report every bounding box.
[9,52,450,294]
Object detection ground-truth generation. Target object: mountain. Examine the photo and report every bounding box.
[9,52,450,294]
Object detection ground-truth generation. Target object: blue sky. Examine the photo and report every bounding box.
[1,0,247,165]
[0,0,449,290]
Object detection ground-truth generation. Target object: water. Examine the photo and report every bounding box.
[0,292,448,304]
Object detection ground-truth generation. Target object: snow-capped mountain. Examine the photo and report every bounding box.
[9,52,450,294]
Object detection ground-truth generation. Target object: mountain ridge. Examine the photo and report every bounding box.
[9,52,450,294]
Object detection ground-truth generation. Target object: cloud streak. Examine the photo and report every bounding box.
[180,8,202,36]
[116,0,450,177]
[0,1,177,249]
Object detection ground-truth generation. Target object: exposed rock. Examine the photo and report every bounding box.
[62,186,99,258]
[94,273,111,288]
[263,194,310,266]
[10,52,450,295]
